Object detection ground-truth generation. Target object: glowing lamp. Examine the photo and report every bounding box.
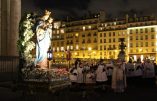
[47,49,53,61]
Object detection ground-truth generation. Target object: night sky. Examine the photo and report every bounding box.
[22,0,157,20]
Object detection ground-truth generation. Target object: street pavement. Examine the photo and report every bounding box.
[0,82,157,101]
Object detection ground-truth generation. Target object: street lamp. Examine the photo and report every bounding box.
[47,48,53,69]
[47,48,52,82]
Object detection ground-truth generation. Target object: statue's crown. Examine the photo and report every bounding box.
[45,10,51,16]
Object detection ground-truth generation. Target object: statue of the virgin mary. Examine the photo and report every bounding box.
[34,10,53,68]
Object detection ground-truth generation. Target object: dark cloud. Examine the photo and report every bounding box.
[22,0,157,19]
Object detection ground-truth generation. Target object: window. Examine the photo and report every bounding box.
[113,38,115,42]
[113,32,115,36]
[113,45,116,49]
[136,29,138,34]
[109,45,112,49]
[76,45,79,50]
[136,43,138,47]
[100,33,102,37]
[140,36,143,40]
[61,47,64,51]
[104,46,106,50]
[109,39,111,43]
[151,34,154,39]
[61,41,64,45]
[145,35,148,40]
[151,42,154,46]
[100,45,102,50]
[130,36,133,40]
[82,33,85,37]
[57,47,59,52]
[141,42,143,47]
[88,33,91,36]
[152,48,155,52]
[94,38,97,43]
[145,28,148,33]
[60,29,64,33]
[136,36,138,40]
[145,42,148,47]
[140,29,143,33]
[109,32,111,37]
[104,33,106,37]
[70,46,73,50]
[88,26,91,29]
[130,43,133,47]
[130,29,133,34]
[94,32,97,36]
[82,39,85,43]
[87,39,91,43]
[100,39,102,43]
[151,28,155,32]
[104,39,106,43]
[83,26,85,31]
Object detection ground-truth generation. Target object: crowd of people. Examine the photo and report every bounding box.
[69,59,156,93]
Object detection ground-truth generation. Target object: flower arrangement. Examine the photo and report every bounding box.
[21,68,69,82]
[17,13,36,66]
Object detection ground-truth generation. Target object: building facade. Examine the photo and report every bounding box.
[52,12,157,63]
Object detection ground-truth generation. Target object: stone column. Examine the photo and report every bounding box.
[0,0,21,56]
[9,0,21,56]
[0,0,1,54]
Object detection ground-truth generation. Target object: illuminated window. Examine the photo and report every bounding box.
[67,46,69,50]
[70,46,73,50]
[57,30,59,34]
[53,47,55,52]
[57,47,59,52]
[76,45,79,50]
[114,22,116,25]
[61,47,64,51]
[60,29,64,33]
[75,33,79,37]
[88,26,91,29]
[83,26,86,31]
